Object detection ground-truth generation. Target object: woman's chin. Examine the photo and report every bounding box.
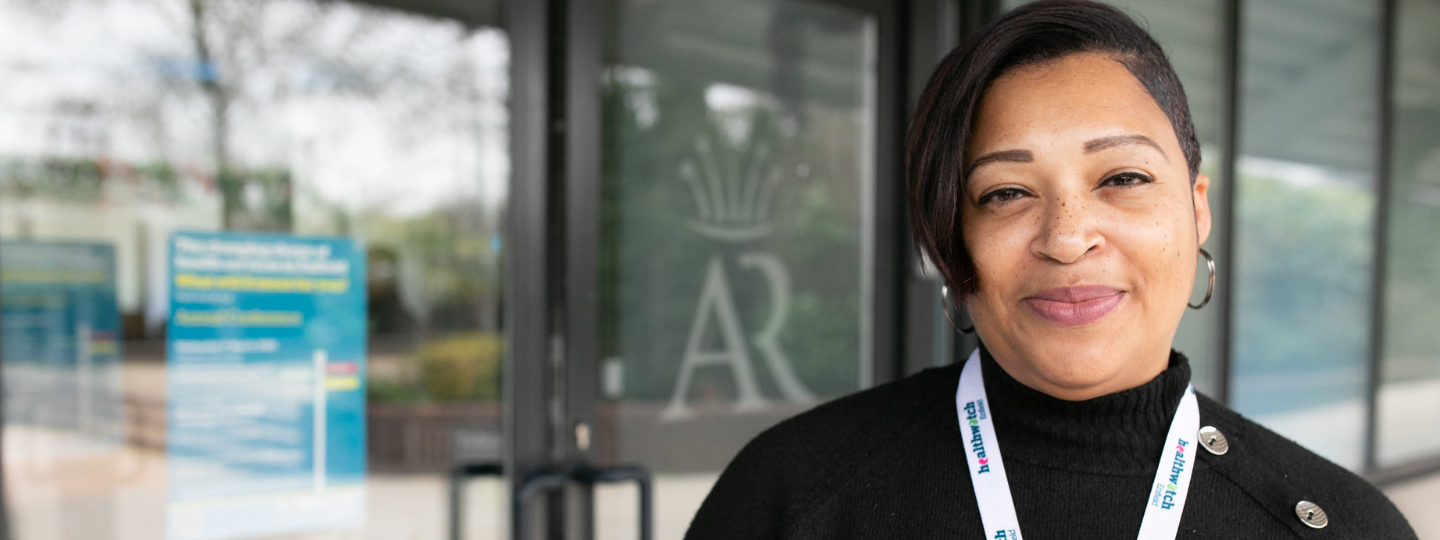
[999,338,1142,399]
[979,303,1173,399]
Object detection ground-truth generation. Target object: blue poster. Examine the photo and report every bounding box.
[166,232,366,540]
[0,241,122,436]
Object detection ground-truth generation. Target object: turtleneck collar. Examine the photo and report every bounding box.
[977,344,1192,476]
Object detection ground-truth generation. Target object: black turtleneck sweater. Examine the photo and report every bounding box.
[684,348,1416,539]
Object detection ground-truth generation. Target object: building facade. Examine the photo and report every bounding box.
[0,0,1437,538]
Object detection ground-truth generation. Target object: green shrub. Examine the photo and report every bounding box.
[366,376,426,404]
[418,332,503,401]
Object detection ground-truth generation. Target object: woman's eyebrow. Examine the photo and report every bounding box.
[967,149,1033,173]
[1084,134,1168,161]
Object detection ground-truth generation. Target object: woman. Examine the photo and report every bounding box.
[684,1,1417,538]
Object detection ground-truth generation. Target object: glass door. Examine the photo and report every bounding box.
[589,0,900,537]
[0,1,512,538]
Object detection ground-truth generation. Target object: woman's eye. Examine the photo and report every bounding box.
[1102,171,1155,188]
[978,187,1028,205]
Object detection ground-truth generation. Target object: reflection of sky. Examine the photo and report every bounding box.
[1236,155,1370,189]
[0,0,510,219]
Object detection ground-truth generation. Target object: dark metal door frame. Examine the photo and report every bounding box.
[504,0,569,538]
[505,0,611,536]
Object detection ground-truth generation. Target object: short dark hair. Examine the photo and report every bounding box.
[906,0,1199,300]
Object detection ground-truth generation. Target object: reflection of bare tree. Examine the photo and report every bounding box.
[4,0,502,225]
[185,0,315,228]
[182,0,493,149]
[186,0,226,172]
[4,0,509,370]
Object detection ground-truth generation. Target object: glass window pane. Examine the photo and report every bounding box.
[1231,0,1381,471]
[596,0,877,536]
[0,1,511,538]
[1376,0,1440,468]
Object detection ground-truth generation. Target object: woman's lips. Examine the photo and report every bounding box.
[1022,286,1125,326]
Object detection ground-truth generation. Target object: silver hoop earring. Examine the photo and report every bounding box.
[941,285,975,333]
[1189,248,1215,310]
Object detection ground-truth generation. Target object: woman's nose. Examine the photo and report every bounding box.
[1031,194,1103,264]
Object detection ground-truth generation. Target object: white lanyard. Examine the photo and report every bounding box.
[956,349,1199,540]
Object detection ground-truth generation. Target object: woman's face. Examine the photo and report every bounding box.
[962,52,1211,401]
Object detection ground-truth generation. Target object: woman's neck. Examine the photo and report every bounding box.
[982,340,1173,401]
[978,345,1193,475]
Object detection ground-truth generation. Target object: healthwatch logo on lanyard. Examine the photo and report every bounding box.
[1154,439,1191,510]
[955,349,1200,540]
[962,400,991,473]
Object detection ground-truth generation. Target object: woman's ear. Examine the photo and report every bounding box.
[1192,173,1212,246]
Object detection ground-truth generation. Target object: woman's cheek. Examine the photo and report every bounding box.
[1134,213,1194,305]
[971,221,1029,282]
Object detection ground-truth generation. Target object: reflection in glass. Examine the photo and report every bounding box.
[597,0,876,537]
[1,242,123,436]
[165,232,369,539]
[1230,0,1380,470]
[0,0,509,538]
[1376,0,1440,468]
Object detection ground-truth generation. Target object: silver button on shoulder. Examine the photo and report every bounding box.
[1198,425,1229,455]
[1295,500,1329,529]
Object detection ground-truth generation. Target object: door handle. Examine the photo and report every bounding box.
[512,467,569,540]
[453,462,653,540]
[573,464,653,540]
[449,462,503,540]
